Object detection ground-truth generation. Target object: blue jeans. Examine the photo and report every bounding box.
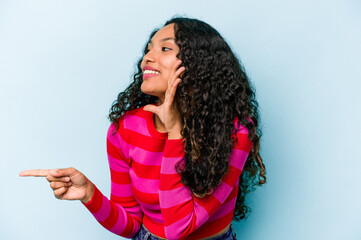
[132,225,237,240]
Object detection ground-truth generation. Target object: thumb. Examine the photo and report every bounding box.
[50,167,76,177]
[143,104,159,115]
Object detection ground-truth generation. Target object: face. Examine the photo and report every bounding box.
[140,23,180,101]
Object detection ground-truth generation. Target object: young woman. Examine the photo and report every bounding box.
[20,17,266,240]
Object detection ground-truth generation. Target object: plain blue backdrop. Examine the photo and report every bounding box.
[1,0,360,239]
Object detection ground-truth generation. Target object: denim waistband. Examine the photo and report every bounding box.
[133,224,236,240]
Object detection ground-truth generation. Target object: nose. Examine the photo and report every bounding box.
[143,49,155,63]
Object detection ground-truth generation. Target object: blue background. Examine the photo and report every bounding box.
[1,0,360,239]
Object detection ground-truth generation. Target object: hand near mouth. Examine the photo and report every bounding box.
[144,60,185,139]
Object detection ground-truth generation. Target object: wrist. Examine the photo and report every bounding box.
[168,131,182,139]
[167,123,183,139]
[81,181,94,203]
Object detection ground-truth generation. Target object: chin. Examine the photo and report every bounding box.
[140,83,152,95]
[141,86,157,98]
[141,83,164,98]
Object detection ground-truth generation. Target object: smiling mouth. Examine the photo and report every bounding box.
[143,69,160,79]
[143,69,160,75]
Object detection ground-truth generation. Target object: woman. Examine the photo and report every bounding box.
[20,17,266,240]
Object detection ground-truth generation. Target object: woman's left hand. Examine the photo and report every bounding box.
[144,60,185,139]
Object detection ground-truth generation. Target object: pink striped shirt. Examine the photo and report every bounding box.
[83,106,252,239]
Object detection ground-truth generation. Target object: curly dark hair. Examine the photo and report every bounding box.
[109,17,266,221]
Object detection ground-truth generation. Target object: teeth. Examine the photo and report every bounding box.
[143,70,160,75]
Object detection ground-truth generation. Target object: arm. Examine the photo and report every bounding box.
[82,123,143,238]
[159,126,252,239]
[142,60,250,238]
[19,123,142,237]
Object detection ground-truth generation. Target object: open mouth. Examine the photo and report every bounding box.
[143,69,160,75]
[143,66,160,79]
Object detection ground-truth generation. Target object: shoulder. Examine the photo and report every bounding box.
[122,106,151,130]
[124,105,149,118]
[106,106,150,159]
[108,105,153,137]
[110,106,148,129]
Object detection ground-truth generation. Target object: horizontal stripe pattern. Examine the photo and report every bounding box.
[111,182,133,197]
[208,195,238,221]
[159,187,192,209]
[140,204,164,223]
[128,145,164,165]
[83,107,252,239]
[132,185,159,205]
[129,170,160,194]
[92,194,111,222]
[124,115,152,137]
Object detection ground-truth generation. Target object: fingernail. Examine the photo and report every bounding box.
[67,182,72,186]
[64,177,70,182]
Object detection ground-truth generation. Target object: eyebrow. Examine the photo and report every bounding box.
[148,37,176,45]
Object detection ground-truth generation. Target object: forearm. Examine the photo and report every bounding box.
[81,123,143,237]
[82,185,142,237]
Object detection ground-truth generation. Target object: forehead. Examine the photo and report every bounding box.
[149,24,175,43]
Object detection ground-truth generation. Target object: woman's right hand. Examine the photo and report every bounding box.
[19,168,94,203]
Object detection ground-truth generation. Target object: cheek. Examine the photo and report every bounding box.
[160,57,178,76]
[164,57,178,67]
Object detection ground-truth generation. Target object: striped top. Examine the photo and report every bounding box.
[83,106,252,239]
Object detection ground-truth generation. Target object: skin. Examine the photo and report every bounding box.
[19,23,185,203]
[19,168,94,203]
[141,23,185,139]
[18,23,230,238]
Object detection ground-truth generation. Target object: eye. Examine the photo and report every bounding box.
[162,47,172,52]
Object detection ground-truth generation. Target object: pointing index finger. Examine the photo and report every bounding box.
[19,169,52,177]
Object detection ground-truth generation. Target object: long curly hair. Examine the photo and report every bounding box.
[109,17,266,220]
